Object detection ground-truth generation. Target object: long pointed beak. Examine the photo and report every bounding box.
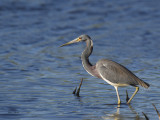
[60,38,81,47]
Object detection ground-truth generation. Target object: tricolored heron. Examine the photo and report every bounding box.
[60,35,149,104]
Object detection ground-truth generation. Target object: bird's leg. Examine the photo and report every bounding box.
[127,87,139,104]
[114,86,121,105]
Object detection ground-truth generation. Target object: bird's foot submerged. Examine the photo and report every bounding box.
[127,87,139,104]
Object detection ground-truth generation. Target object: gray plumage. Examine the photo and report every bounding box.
[61,34,150,104]
[96,59,149,88]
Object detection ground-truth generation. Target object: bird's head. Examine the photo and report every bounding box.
[60,34,91,47]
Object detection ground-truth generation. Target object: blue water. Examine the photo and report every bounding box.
[0,0,160,120]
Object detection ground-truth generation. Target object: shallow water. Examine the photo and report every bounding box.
[0,0,160,120]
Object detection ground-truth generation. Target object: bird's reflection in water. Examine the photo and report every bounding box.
[102,104,142,120]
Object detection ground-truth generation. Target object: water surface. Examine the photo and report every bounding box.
[0,0,160,120]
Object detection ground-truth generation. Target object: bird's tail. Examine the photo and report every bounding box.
[138,80,150,89]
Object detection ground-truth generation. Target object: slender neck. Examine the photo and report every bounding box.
[81,39,94,75]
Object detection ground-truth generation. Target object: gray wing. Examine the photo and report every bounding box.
[96,59,139,86]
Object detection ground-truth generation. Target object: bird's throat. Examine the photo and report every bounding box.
[81,40,94,76]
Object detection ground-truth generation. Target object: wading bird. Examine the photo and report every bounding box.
[60,35,149,104]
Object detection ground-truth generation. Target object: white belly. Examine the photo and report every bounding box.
[99,73,128,87]
[103,79,128,87]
